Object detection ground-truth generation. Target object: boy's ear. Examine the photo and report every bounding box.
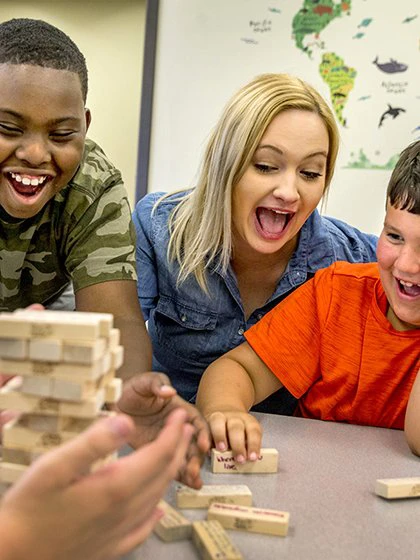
[85,108,92,132]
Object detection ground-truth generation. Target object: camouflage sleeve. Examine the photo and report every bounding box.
[62,142,137,292]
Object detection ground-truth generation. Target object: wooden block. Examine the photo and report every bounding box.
[0,337,27,359]
[111,345,124,370]
[3,417,92,452]
[0,312,102,340]
[104,377,122,403]
[21,376,53,398]
[62,338,106,364]
[59,389,105,418]
[29,338,63,362]
[375,477,420,499]
[97,369,115,389]
[0,461,27,484]
[1,447,41,466]
[192,520,243,560]
[176,484,252,509]
[0,384,105,419]
[0,356,108,381]
[211,448,278,474]
[153,500,192,542]
[18,414,75,432]
[13,309,114,337]
[207,502,289,536]
[109,328,120,349]
[51,378,97,402]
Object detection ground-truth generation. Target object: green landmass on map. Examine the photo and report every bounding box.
[344,149,399,170]
[319,52,356,126]
[292,0,351,57]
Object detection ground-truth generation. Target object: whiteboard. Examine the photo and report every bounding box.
[147,0,420,235]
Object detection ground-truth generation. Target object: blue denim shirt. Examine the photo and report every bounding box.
[133,191,378,411]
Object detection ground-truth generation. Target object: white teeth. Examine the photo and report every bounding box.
[400,280,419,288]
[272,209,288,214]
[10,173,47,186]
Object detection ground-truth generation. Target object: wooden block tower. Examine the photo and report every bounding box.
[0,309,124,485]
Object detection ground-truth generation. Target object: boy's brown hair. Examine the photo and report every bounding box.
[387,140,420,215]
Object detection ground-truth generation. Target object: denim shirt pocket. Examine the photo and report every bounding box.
[151,295,218,364]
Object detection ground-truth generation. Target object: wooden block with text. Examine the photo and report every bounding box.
[375,477,420,499]
[207,502,289,536]
[153,500,192,542]
[176,484,252,509]
[192,520,243,560]
[211,448,278,474]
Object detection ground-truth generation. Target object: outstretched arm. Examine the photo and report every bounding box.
[405,368,420,456]
[116,372,210,489]
[196,341,282,462]
[75,279,152,377]
[0,409,193,560]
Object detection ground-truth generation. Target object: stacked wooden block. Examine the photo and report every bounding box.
[0,309,124,485]
[154,448,289,559]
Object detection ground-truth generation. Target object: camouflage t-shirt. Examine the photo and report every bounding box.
[0,139,137,311]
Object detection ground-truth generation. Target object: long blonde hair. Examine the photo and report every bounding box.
[158,73,340,292]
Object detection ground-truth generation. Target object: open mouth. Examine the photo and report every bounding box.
[7,172,51,198]
[397,278,420,298]
[255,207,293,238]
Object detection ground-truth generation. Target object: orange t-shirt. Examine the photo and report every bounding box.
[245,262,420,429]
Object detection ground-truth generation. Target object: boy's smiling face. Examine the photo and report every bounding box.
[0,63,90,219]
[377,202,420,330]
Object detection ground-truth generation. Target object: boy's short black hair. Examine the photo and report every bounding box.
[0,18,88,103]
[387,140,420,215]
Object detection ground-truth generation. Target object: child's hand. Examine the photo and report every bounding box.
[0,410,194,560]
[206,410,262,463]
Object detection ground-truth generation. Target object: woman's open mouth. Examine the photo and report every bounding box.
[255,207,293,239]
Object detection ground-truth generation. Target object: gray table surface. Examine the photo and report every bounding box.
[124,413,420,560]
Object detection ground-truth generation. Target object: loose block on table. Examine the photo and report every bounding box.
[207,502,289,536]
[211,448,278,474]
[153,500,192,542]
[192,520,243,560]
[176,484,252,509]
[375,477,420,499]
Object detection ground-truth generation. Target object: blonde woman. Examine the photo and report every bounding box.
[133,73,377,412]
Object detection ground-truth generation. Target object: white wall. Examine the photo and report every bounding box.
[149,0,420,235]
[0,0,146,207]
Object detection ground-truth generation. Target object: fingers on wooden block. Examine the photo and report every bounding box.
[154,500,193,542]
[207,502,289,536]
[176,484,252,509]
[211,448,278,474]
[375,477,420,499]
[192,520,243,560]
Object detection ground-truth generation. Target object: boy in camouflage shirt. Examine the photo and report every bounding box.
[0,18,208,488]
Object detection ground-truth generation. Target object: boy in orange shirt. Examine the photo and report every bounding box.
[196,140,420,461]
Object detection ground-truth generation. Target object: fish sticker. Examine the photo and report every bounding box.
[378,104,406,128]
[373,57,408,73]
